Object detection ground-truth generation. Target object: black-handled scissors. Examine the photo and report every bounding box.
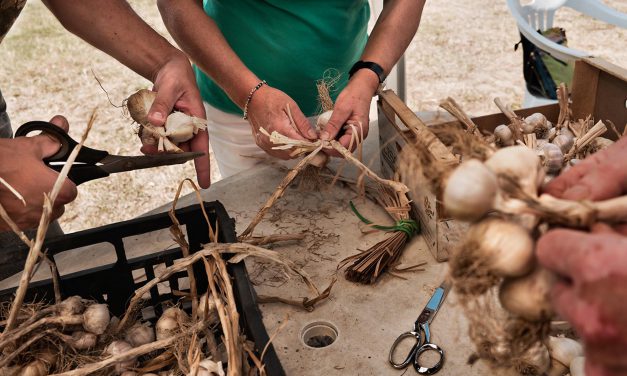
[15,121,204,185]
[389,281,450,375]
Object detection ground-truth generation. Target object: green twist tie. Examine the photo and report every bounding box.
[349,201,419,238]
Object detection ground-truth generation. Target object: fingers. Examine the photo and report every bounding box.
[288,105,317,140]
[321,106,351,141]
[551,282,599,338]
[146,88,176,127]
[49,115,70,132]
[189,130,211,189]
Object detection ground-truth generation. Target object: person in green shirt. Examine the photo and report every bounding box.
[158,0,426,178]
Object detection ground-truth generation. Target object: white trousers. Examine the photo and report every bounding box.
[205,102,318,179]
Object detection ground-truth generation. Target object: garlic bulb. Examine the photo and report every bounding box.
[467,218,534,277]
[570,356,586,376]
[494,124,514,146]
[83,304,110,335]
[67,331,98,350]
[105,341,136,374]
[559,128,574,138]
[522,113,549,136]
[546,336,584,368]
[125,323,155,347]
[590,137,614,152]
[552,134,574,154]
[120,372,138,376]
[485,146,545,197]
[192,359,225,376]
[164,112,207,144]
[127,89,156,126]
[316,110,333,131]
[443,159,498,221]
[514,342,551,376]
[59,296,84,316]
[499,267,555,321]
[197,293,219,324]
[542,143,564,174]
[156,307,186,340]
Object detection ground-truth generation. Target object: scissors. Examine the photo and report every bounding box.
[15,121,203,185]
[389,281,450,375]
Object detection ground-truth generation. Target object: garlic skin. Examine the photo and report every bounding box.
[523,113,549,136]
[542,143,564,174]
[127,89,156,126]
[514,342,551,376]
[546,336,584,368]
[59,296,84,316]
[197,293,219,324]
[499,267,555,321]
[105,341,136,374]
[494,124,514,146]
[316,110,333,131]
[469,218,534,277]
[546,357,569,376]
[443,159,498,221]
[485,146,545,197]
[68,331,98,350]
[191,359,225,376]
[590,137,614,152]
[18,360,48,376]
[552,134,574,154]
[156,307,186,340]
[83,304,110,335]
[125,323,155,347]
[570,356,586,376]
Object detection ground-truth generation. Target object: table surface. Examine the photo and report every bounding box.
[0,121,517,376]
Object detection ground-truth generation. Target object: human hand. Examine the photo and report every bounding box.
[0,116,78,231]
[320,69,378,156]
[544,136,627,201]
[537,224,627,376]
[140,53,211,189]
[246,85,317,160]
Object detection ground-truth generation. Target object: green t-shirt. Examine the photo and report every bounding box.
[195,0,370,117]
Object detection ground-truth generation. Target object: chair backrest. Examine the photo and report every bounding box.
[520,0,567,31]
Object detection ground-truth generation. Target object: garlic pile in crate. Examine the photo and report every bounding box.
[127,89,207,153]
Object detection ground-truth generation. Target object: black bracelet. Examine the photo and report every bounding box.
[243,80,267,120]
[348,60,386,83]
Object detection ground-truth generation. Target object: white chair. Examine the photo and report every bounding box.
[506,0,627,107]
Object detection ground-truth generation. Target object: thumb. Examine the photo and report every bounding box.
[288,105,317,140]
[320,106,349,141]
[147,88,178,127]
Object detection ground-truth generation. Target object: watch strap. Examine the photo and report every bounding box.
[348,60,386,83]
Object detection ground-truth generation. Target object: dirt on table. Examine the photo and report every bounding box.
[0,0,624,233]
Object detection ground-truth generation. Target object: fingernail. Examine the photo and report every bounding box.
[563,185,590,200]
[152,112,165,121]
[308,129,318,139]
[321,131,330,140]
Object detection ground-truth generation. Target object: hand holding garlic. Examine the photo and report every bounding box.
[538,225,627,375]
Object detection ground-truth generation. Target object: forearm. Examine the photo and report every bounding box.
[157,0,258,109]
[362,0,425,77]
[43,0,184,83]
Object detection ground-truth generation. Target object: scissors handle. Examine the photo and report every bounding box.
[413,342,445,375]
[389,331,421,369]
[15,121,109,164]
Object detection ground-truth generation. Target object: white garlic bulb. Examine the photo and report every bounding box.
[316,110,333,131]
[494,124,514,146]
[68,331,97,350]
[105,341,136,374]
[443,159,498,221]
[552,134,574,154]
[468,218,534,277]
[590,137,614,152]
[542,143,564,174]
[499,267,555,321]
[19,360,48,376]
[83,304,110,335]
[485,146,545,196]
[127,89,156,126]
[546,357,569,376]
[570,356,586,376]
[164,112,207,144]
[156,307,186,340]
[125,323,155,347]
[546,336,584,368]
[191,359,225,376]
[58,296,84,316]
[523,113,549,135]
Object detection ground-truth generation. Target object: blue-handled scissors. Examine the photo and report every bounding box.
[389,281,450,375]
[15,121,203,185]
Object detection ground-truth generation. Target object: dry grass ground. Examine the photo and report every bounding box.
[1,0,625,233]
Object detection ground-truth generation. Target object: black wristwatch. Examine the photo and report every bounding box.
[348,60,386,83]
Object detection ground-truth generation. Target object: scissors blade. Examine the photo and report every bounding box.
[99,152,205,174]
[415,281,450,327]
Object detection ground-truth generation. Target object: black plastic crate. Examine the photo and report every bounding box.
[0,201,285,376]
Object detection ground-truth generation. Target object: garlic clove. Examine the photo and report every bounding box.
[125,323,155,347]
[499,267,555,322]
[546,336,584,369]
[570,356,586,376]
[83,304,110,335]
[192,359,225,376]
[443,159,498,221]
[469,218,534,277]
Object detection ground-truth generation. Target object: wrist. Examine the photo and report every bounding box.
[349,69,381,96]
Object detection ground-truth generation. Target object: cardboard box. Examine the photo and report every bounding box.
[378,57,627,262]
